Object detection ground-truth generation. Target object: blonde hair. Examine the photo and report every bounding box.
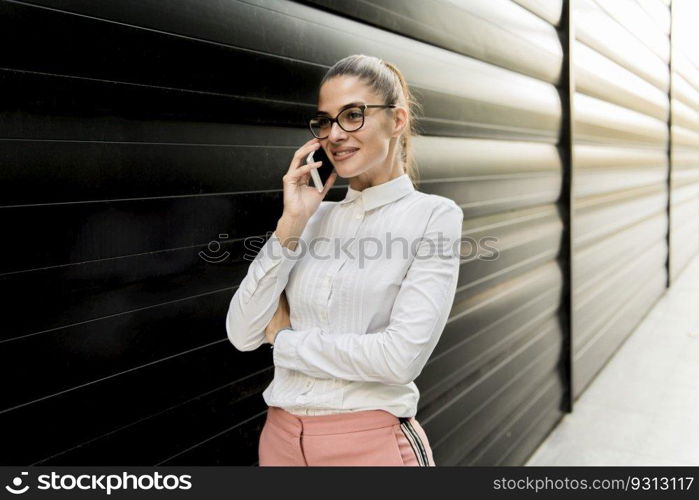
[319,54,422,188]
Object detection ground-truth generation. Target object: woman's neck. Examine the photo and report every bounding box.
[348,163,406,191]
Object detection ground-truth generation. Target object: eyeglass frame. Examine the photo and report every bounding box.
[308,103,397,139]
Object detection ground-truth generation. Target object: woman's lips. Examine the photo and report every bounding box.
[333,149,358,161]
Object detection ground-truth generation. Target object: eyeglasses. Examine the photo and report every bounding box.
[309,104,396,139]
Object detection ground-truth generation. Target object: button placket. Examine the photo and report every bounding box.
[317,227,337,329]
[323,270,335,322]
[355,199,364,220]
[333,200,364,324]
[296,378,314,405]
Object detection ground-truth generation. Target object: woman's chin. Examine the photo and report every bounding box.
[333,164,360,179]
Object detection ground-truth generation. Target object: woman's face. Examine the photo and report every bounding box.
[316,75,407,182]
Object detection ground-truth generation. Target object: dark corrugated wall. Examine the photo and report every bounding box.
[0,0,696,466]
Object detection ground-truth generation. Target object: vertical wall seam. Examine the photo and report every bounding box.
[559,0,575,412]
[666,0,674,287]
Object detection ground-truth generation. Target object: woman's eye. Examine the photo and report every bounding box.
[318,118,331,126]
[348,112,363,120]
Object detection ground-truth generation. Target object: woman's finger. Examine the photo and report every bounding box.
[320,171,338,197]
[293,144,322,171]
[288,140,321,172]
[289,161,321,181]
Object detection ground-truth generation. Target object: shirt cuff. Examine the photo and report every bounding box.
[270,327,292,349]
[244,231,302,302]
[259,230,303,272]
[273,327,303,368]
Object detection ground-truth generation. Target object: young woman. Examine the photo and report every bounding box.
[226,54,463,466]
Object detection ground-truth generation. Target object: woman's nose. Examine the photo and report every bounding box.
[329,121,347,141]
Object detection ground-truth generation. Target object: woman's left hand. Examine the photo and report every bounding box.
[265,290,291,345]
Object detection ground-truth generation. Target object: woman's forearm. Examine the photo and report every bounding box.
[225,229,302,351]
[275,214,307,251]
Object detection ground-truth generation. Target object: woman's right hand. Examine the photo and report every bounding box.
[281,138,338,221]
[264,290,291,345]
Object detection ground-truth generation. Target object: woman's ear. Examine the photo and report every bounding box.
[391,106,409,138]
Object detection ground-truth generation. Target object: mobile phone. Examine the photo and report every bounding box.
[305,146,336,193]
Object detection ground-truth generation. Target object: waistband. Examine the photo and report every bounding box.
[267,406,414,436]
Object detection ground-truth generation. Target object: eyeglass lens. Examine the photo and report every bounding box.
[310,107,364,138]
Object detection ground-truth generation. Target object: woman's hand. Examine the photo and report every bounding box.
[282,138,338,221]
[265,290,291,345]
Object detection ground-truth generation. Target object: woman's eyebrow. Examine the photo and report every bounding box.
[316,101,365,115]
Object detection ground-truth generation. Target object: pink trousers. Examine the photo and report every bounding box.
[258,406,436,466]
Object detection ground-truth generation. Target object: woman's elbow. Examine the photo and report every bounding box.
[225,302,260,352]
[384,360,420,385]
[395,354,430,385]
[393,366,421,386]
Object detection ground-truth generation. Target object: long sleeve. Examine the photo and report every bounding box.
[273,201,464,385]
[226,230,302,352]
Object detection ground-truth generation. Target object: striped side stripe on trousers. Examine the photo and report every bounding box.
[398,417,429,466]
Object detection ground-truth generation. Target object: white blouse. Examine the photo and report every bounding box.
[226,173,464,418]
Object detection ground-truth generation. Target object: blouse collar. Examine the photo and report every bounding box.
[339,173,415,212]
